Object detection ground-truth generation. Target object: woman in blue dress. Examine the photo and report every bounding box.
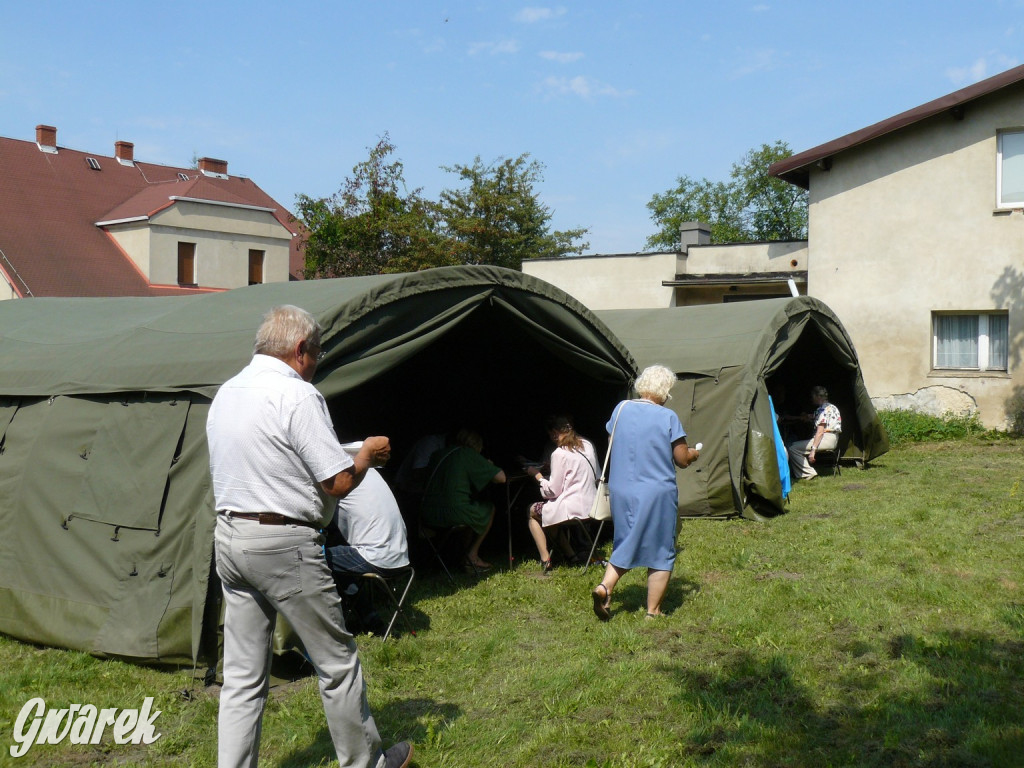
[592,365,700,621]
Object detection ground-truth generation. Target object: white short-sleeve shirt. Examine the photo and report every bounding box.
[335,468,410,569]
[207,354,352,525]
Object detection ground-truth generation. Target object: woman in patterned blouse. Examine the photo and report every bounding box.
[786,385,841,480]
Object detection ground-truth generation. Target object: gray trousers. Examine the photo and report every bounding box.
[786,431,839,480]
[214,516,385,768]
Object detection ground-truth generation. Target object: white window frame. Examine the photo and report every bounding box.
[932,312,1009,372]
[997,129,1024,209]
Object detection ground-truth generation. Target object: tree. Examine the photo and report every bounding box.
[295,135,450,278]
[438,154,588,270]
[645,140,807,249]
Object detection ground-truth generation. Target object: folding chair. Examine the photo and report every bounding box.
[579,518,607,573]
[361,566,416,641]
[561,517,605,572]
[419,523,473,583]
[812,444,842,476]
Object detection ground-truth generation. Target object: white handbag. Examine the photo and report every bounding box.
[589,405,624,521]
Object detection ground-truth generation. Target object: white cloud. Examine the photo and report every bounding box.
[515,6,567,23]
[946,54,1020,86]
[540,75,635,99]
[539,50,584,63]
[730,48,779,78]
[468,39,521,56]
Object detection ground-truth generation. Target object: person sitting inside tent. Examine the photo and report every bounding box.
[420,428,506,573]
[324,466,411,635]
[786,385,842,480]
[525,415,600,571]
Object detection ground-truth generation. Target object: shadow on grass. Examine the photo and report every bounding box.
[662,626,1024,767]
[611,576,700,616]
[278,697,461,768]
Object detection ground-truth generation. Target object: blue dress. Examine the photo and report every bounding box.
[606,399,685,571]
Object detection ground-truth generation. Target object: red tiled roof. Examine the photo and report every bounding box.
[0,133,304,297]
[770,63,1024,189]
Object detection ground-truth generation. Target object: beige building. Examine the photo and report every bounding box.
[526,64,1024,429]
[773,64,1024,429]
[523,222,807,307]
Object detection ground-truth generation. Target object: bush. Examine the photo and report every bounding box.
[878,409,988,446]
[1005,390,1024,437]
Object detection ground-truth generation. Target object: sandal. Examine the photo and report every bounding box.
[592,583,611,621]
[463,558,492,574]
[644,612,663,620]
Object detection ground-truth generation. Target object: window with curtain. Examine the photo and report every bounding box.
[934,312,1009,371]
[998,130,1024,208]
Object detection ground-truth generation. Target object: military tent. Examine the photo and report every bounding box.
[596,296,888,520]
[0,266,635,664]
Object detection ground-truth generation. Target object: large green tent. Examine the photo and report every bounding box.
[596,296,889,520]
[0,266,635,664]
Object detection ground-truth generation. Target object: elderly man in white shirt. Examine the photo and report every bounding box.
[207,305,412,768]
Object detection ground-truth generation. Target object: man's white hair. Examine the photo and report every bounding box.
[254,305,321,358]
[634,364,677,403]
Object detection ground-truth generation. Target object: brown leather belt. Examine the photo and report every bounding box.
[218,511,320,530]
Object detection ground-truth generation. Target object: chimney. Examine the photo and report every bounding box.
[198,157,228,178]
[679,221,711,251]
[35,124,58,154]
[114,140,135,166]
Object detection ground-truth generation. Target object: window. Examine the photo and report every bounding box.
[997,130,1024,208]
[933,312,1008,371]
[177,242,196,285]
[248,249,264,285]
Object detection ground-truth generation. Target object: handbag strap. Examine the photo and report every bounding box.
[599,402,627,482]
[423,447,459,495]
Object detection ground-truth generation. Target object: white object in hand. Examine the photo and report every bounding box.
[694,443,703,451]
[340,441,363,455]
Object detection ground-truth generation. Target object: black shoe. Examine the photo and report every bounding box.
[384,741,414,768]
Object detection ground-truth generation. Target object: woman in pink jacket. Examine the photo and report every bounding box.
[526,416,600,571]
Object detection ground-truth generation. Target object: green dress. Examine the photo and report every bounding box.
[421,446,501,534]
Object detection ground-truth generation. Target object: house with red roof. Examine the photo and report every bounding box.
[0,125,304,299]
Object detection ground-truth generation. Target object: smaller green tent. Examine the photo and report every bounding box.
[596,296,889,520]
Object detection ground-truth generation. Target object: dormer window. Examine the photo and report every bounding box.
[177,242,196,286]
[86,157,101,171]
[248,249,264,285]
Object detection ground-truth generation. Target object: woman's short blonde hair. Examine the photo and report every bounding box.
[634,364,677,403]
[254,305,321,358]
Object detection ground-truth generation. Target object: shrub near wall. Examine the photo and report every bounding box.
[877,409,992,446]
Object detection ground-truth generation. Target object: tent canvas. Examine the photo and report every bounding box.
[0,266,635,664]
[596,296,889,520]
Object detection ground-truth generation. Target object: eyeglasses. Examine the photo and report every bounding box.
[305,344,326,362]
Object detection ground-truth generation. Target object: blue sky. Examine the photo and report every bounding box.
[1,1,1020,254]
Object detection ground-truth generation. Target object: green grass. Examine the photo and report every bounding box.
[2,439,1023,767]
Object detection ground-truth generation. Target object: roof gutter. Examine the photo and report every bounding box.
[0,247,32,297]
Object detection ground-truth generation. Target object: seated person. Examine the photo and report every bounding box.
[526,415,599,571]
[420,428,506,572]
[325,467,410,633]
[393,431,447,498]
[786,385,842,480]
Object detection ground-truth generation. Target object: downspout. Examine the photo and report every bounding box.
[0,248,32,297]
